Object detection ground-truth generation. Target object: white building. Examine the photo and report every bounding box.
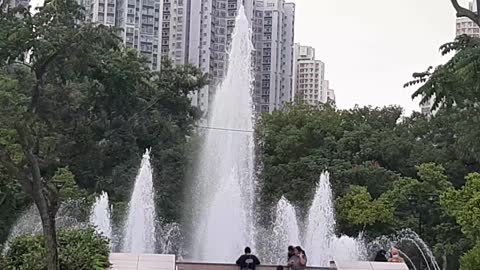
[456,1,480,37]
[81,0,295,114]
[293,43,335,106]
[253,0,295,113]
[84,0,163,70]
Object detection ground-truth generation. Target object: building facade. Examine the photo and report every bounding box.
[81,0,295,114]
[456,1,479,37]
[293,43,335,106]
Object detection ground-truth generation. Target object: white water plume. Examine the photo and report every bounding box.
[269,196,301,264]
[89,191,113,241]
[304,173,365,266]
[121,149,157,253]
[190,4,256,262]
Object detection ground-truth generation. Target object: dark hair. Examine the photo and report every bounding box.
[288,246,294,252]
[245,247,251,254]
[374,250,388,262]
[276,266,284,270]
[295,246,306,257]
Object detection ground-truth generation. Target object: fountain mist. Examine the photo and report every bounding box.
[89,191,113,241]
[122,149,157,253]
[190,5,256,262]
[269,197,301,264]
[305,173,365,266]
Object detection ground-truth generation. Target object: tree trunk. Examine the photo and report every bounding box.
[35,192,60,270]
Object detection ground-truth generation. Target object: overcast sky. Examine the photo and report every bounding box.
[290,0,471,113]
[30,0,470,113]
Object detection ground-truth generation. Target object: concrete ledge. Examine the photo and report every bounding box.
[110,253,176,270]
[333,262,409,270]
[177,261,330,270]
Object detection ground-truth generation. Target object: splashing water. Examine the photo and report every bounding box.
[305,173,336,266]
[89,191,113,241]
[190,5,256,262]
[263,173,364,267]
[304,172,365,266]
[269,197,301,264]
[371,229,440,270]
[122,149,157,253]
[3,202,85,253]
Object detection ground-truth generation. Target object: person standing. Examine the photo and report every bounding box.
[236,247,261,270]
[287,246,307,270]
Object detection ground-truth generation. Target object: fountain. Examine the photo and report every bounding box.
[268,196,301,264]
[89,191,113,241]
[3,202,85,253]
[370,229,440,270]
[305,172,365,266]
[190,4,256,262]
[121,149,157,253]
[265,173,364,266]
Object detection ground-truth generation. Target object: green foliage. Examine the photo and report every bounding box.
[336,185,394,230]
[257,103,478,269]
[0,0,207,244]
[442,173,480,241]
[3,227,110,270]
[460,242,480,270]
[52,167,89,202]
[407,35,480,111]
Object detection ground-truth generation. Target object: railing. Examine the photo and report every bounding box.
[176,261,331,270]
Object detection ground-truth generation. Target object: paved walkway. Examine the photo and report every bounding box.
[109,253,176,270]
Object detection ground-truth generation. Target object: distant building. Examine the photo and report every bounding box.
[1,0,29,9]
[456,1,480,37]
[79,0,295,114]
[293,43,335,106]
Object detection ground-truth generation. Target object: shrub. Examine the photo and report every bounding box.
[4,227,110,270]
[461,242,480,270]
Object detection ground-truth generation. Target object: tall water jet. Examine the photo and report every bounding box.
[305,172,364,266]
[190,4,256,262]
[89,191,113,241]
[305,173,336,266]
[269,197,301,264]
[122,149,157,253]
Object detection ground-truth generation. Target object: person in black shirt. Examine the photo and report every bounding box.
[236,247,261,270]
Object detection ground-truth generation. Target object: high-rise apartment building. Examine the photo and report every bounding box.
[456,1,479,37]
[252,0,295,113]
[293,43,335,106]
[80,0,295,114]
[84,0,163,70]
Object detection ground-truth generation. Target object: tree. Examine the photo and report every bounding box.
[0,1,145,268]
[442,173,480,241]
[460,241,480,270]
[336,185,394,233]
